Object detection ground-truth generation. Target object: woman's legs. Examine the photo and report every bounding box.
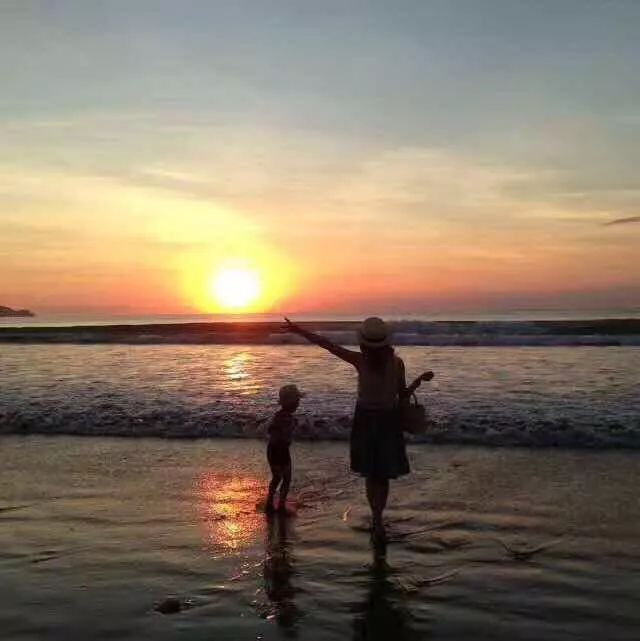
[365,477,390,532]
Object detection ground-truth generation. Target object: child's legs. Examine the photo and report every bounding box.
[279,462,292,504]
[267,441,284,505]
[268,467,283,500]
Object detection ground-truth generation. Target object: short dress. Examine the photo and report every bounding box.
[350,355,410,480]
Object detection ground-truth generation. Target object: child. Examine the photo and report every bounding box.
[266,384,303,513]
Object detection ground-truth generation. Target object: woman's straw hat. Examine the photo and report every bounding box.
[357,316,392,347]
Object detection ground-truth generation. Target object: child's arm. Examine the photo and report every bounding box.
[283,317,360,366]
[266,415,274,438]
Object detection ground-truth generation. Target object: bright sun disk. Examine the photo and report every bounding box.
[212,267,261,310]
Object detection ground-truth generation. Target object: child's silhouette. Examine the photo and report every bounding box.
[266,384,304,513]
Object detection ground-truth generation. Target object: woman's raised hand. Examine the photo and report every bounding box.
[283,317,301,334]
[420,371,434,382]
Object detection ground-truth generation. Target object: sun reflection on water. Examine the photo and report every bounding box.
[196,471,264,552]
[224,351,250,381]
[222,351,262,396]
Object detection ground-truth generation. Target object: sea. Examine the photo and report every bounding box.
[1,311,639,447]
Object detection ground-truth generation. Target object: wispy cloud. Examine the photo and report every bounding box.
[603,216,640,226]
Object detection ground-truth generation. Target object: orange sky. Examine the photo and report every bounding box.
[1,3,639,316]
[1,151,639,316]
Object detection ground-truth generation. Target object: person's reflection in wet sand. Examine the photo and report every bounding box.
[352,540,420,641]
[262,512,300,636]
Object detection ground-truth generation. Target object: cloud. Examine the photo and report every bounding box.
[602,216,640,226]
[1,111,633,235]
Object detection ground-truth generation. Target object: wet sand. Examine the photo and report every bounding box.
[1,436,639,640]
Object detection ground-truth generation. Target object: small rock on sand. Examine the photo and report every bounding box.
[154,597,182,615]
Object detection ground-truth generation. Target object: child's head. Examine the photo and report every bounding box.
[278,384,304,411]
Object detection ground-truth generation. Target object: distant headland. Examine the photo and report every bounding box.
[0,306,35,317]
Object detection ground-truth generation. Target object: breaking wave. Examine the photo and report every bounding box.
[2,318,640,346]
[2,341,638,448]
[2,400,639,449]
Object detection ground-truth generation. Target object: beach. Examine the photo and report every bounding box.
[1,336,639,639]
[2,436,639,640]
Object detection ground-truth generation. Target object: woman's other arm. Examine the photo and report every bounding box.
[400,368,434,400]
[283,318,360,366]
[397,357,409,400]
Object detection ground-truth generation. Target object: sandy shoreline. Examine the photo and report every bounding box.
[1,426,639,449]
[2,436,639,640]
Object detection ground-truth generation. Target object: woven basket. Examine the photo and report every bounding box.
[401,394,427,434]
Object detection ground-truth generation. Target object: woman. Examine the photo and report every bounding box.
[284,316,433,541]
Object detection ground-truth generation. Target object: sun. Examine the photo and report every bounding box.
[211,267,261,311]
[181,246,293,314]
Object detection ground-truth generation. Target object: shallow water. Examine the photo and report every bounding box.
[1,436,639,640]
[1,344,639,446]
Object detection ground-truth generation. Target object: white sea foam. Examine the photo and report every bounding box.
[1,343,638,448]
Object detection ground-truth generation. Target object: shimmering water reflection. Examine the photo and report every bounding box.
[196,471,264,552]
[1,345,639,445]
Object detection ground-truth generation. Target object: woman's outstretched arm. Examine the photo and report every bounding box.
[283,318,360,366]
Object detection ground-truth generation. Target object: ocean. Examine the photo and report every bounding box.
[1,325,639,446]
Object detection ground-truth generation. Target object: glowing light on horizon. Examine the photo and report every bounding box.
[212,267,261,311]
[180,247,295,315]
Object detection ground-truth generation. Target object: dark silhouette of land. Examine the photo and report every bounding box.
[0,306,35,317]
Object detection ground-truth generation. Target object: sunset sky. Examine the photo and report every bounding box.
[1,1,639,316]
